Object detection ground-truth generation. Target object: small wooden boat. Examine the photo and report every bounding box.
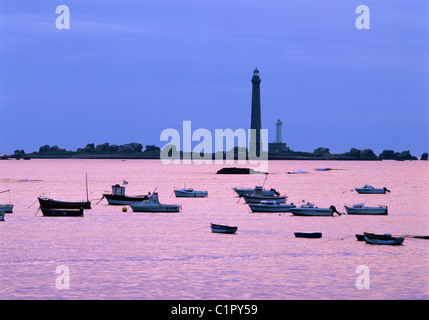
[363,232,404,245]
[248,200,296,212]
[38,196,91,209]
[0,212,4,221]
[0,204,13,213]
[130,193,181,212]
[174,188,208,198]
[102,184,149,205]
[210,223,238,234]
[38,174,92,209]
[354,185,390,194]
[233,186,279,197]
[345,203,388,215]
[294,232,322,238]
[40,207,84,217]
[290,203,341,216]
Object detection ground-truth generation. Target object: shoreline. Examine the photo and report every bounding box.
[1,151,424,161]
[5,143,425,161]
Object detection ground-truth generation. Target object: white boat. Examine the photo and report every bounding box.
[344,203,388,215]
[290,203,341,216]
[0,204,13,213]
[233,186,279,197]
[248,200,296,212]
[242,186,286,204]
[174,188,208,198]
[130,193,181,212]
[354,185,390,194]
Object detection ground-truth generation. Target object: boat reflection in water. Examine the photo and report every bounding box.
[40,207,84,217]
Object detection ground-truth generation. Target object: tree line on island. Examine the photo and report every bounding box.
[6,144,428,160]
[305,147,427,161]
[11,142,161,159]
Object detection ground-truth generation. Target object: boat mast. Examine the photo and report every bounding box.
[86,174,89,202]
[262,173,268,188]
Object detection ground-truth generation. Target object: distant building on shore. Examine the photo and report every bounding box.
[269,119,289,153]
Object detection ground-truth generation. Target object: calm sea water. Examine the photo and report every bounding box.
[0,159,428,300]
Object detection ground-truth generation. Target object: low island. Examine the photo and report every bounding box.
[1,143,426,161]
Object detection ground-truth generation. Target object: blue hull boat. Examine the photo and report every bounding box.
[294,232,322,238]
[211,223,237,234]
[364,232,404,245]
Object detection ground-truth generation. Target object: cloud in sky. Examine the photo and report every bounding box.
[0,0,428,155]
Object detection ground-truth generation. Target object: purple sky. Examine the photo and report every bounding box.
[0,0,428,156]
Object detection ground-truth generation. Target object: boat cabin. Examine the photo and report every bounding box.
[112,184,126,196]
[147,192,160,203]
[253,186,263,195]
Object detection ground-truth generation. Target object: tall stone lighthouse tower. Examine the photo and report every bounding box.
[250,68,262,157]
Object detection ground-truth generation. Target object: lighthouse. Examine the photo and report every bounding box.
[269,118,289,153]
[276,119,283,144]
[250,68,262,157]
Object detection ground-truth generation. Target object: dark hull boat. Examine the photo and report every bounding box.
[40,207,84,217]
[38,196,91,209]
[102,184,149,205]
[294,232,322,238]
[210,223,238,234]
[103,193,149,205]
[363,232,404,245]
[38,174,91,209]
